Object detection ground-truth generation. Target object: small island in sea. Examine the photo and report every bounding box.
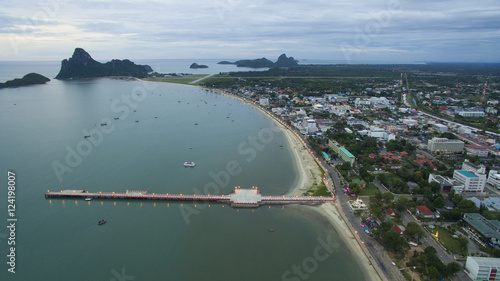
[0,73,50,89]
[55,48,153,79]
[190,63,209,69]
[217,53,298,68]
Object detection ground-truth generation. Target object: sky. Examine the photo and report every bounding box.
[1,0,500,63]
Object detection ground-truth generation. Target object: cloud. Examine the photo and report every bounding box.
[0,0,499,62]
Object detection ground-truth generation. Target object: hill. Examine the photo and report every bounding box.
[217,54,298,68]
[55,48,153,79]
[0,73,50,89]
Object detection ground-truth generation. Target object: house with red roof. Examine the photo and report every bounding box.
[392,224,405,235]
[386,208,396,217]
[400,151,409,157]
[416,205,435,218]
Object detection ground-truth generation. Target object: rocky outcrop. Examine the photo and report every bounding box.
[217,53,298,68]
[55,48,153,79]
[0,73,50,89]
[190,63,209,69]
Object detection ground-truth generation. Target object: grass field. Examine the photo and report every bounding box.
[428,226,462,253]
[142,74,208,85]
[359,184,380,196]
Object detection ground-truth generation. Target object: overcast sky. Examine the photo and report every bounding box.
[2,0,499,62]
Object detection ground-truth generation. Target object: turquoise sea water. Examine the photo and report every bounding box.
[0,62,365,280]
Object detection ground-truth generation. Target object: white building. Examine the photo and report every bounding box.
[302,118,318,134]
[457,110,485,118]
[488,170,500,189]
[465,256,500,281]
[453,170,486,193]
[402,118,418,126]
[462,160,487,174]
[259,98,269,106]
[427,137,464,153]
[432,123,448,133]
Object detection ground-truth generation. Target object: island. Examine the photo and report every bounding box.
[217,53,298,68]
[55,48,153,79]
[0,73,50,89]
[189,63,209,69]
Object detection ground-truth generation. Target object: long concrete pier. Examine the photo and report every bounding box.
[45,187,334,208]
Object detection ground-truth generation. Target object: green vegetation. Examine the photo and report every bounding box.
[407,247,462,279]
[0,73,50,89]
[427,226,465,254]
[303,181,329,197]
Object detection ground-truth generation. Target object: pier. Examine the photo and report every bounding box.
[45,187,334,208]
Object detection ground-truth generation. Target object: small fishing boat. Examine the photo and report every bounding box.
[184,162,196,167]
[98,219,106,225]
[85,198,92,201]
[268,229,275,232]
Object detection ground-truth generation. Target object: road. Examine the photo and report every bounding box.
[188,73,215,84]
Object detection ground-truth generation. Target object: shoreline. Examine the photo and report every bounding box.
[142,79,384,281]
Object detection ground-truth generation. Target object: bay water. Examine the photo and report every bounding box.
[0,61,365,280]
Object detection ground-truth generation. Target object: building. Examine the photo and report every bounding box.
[302,118,318,135]
[488,170,500,189]
[453,170,487,193]
[259,98,269,106]
[457,110,486,118]
[462,160,487,174]
[416,205,435,218]
[463,213,500,248]
[428,173,463,193]
[427,137,465,153]
[465,256,500,281]
[328,140,355,165]
[465,144,489,157]
[432,123,448,133]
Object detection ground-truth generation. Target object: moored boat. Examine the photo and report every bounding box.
[183,162,196,167]
[98,219,106,225]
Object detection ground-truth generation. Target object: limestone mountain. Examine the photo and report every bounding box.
[55,48,153,79]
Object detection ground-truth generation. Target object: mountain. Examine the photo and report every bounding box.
[0,73,50,89]
[190,63,209,69]
[55,48,153,79]
[274,54,299,67]
[217,54,298,68]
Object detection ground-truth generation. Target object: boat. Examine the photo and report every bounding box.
[268,229,275,232]
[98,219,106,225]
[85,197,92,201]
[183,162,196,167]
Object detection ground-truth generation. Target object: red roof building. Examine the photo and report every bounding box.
[392,225,404,235]
[400,151,409,157]
[386,208,396,217]
[416,206,435,218]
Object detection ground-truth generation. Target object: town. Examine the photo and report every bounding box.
[194,63,500,281]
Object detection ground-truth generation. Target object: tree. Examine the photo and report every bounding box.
[395,197,410,212]
[404,222,425,243]
[381,229,409,255]
[446,262,462,275]
[382,192,395,203]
